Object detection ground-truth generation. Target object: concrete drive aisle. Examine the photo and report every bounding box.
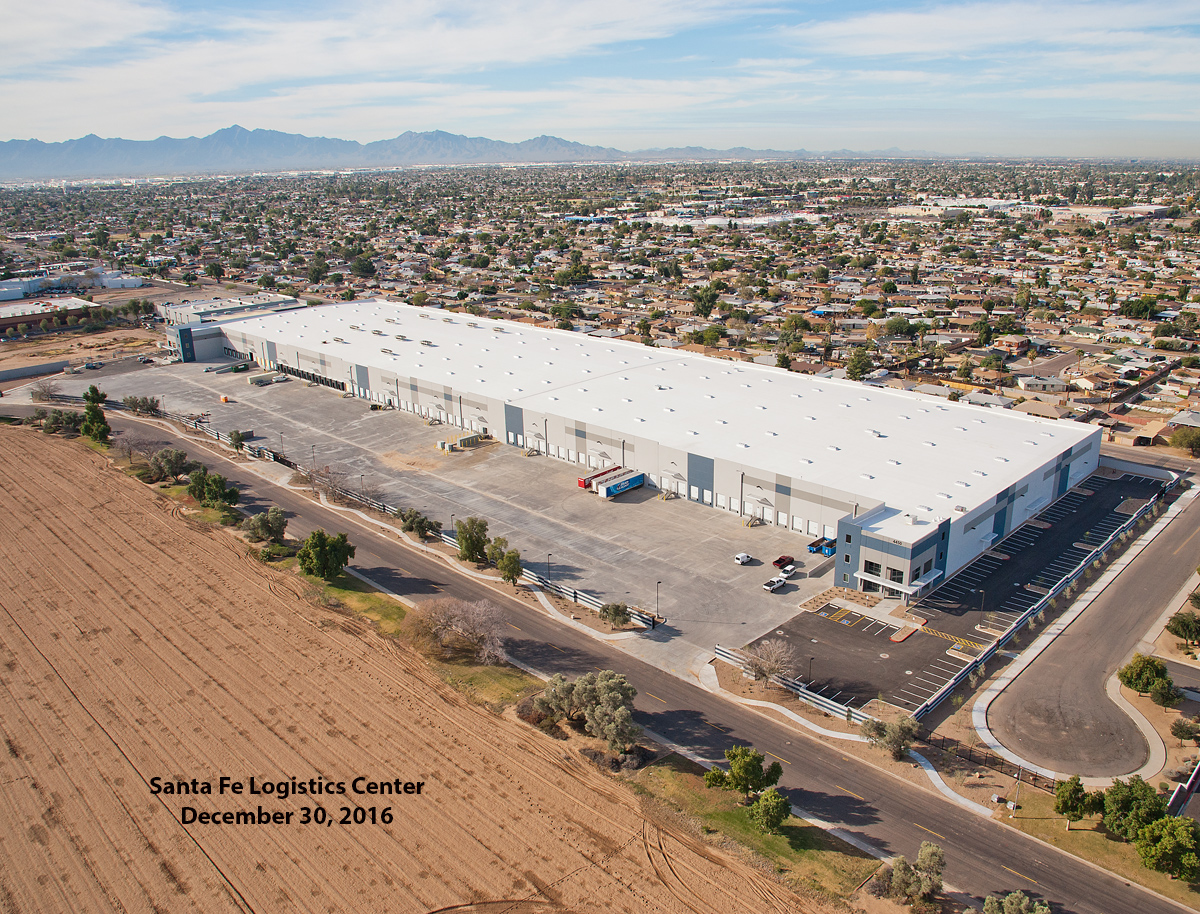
[86,412,1196,914]
[988,489,1200,778]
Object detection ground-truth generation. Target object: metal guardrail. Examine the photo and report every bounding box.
[911,490,1164,720]
[715,644,873,724]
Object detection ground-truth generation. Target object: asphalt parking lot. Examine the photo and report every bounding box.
[752,472,1166,714]
[37,361,833,671]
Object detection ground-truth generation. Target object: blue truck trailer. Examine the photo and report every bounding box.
[598,470,645,499]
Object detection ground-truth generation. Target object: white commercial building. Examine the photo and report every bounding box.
[179,301,1101,599]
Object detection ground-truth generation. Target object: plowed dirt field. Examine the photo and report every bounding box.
[0,429,816,914]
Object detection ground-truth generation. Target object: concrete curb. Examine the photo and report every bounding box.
[973,487,1197,784]
[907,750,996,819]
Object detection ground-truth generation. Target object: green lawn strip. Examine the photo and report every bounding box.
[428,659,543,710]
[1005,789,1199,906]
[322,572,408,634]
[635,754,878,898]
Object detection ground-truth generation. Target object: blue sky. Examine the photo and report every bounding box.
[3,0,1198,156]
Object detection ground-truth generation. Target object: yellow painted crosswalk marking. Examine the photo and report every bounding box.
[921,627,985,650]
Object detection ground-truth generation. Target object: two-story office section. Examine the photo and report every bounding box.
[203,300,1100,601]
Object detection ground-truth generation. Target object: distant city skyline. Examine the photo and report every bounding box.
[4,0,1199,157]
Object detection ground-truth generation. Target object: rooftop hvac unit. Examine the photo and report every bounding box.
[396,334,408,340]
[467,322,478,328]
[372,329,384,335]
[419,313,431,319]
[442,317,454,323]
[349,324,360,330]
[385,318,397,323]
[420,340,434,347]
[954,505,967,513]
[333,337,345,342]
[381,348,393,354]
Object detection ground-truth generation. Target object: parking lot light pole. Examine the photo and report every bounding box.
[975,588,986,632]
[359,474,364,496]
[656,581,661,618]
[547,553,552,582]
[808,656,815,681]
[310,444,315,470]
[279,432,284,455]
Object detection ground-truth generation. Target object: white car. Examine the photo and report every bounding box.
[762,577,786,592]
[734,552,752,565]
[779,564,797,579]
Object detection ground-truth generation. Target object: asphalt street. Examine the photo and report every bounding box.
[57,410,1193,914]
[989,486,1200,777]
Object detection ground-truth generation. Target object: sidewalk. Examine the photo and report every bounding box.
[972,487,1197,786]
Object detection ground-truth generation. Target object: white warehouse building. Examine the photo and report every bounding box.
[175,300,1101,600]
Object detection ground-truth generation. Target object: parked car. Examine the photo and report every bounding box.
[772,555,794,569]
[83,361,102,369]
[733,552,752,565]
[779,564,797,579]
[762,577,786,592]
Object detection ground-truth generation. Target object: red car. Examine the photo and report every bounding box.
[772,555,794,569]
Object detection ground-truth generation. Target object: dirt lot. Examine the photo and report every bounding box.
[0,428,814,914]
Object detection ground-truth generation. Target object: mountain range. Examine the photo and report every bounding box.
[0,125,934,181]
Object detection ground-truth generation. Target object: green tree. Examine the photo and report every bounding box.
[1169,717,1199,747]
[242,506,287,543]
[81,401,111,443]
[776,352,791,370]
[1151,676,1184,709]
[350,254,377,278]
[599,602,631,629]
[485,536,509,566]
[1103,776,1167,841]
[497,549,523,585]
[533,674,580,721]
[455,516,490,563]
[307,253,329,284]
[149,448,191,482]
[1169,426,1200,457]
[981,891,1051,914]
[1135,816,1200,881]
[748,787,791,833]
[703,745,783,798]
[228,429,246,453]
[204,261,225,282]
[82,384,107,406]
[860,716,920,761]
[957,357,975,380]
[845,347,873,380]
[690,285,719,318]
[914,841,945,898]
[537,670,639,751]
[813,266,830,283]
[297,529,356,580]
[1055,775,1101,830]
[1117,653,1168,694]
[398,508,441,539]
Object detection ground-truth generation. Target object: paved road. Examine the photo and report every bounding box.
[1164,659,1200,693]
[58,411,1191,914]
[989,489,1200,778]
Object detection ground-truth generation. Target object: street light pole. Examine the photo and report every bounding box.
[359,474,364,496]
[547,553,552,581]
[310,444,315,471]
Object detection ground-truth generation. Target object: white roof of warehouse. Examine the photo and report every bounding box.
[229,301,1097,538]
